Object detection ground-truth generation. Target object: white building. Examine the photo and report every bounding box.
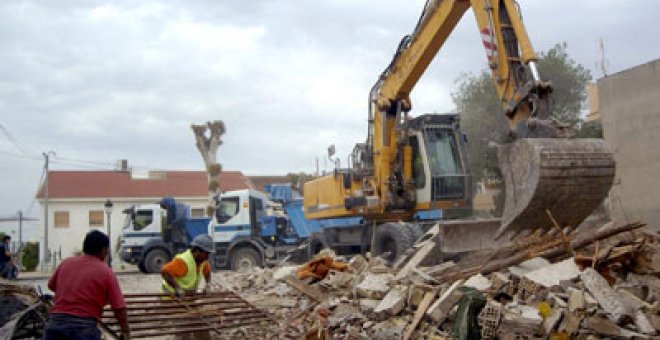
[37,169,253,270]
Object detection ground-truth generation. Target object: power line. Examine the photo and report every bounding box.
[0,123,39,158]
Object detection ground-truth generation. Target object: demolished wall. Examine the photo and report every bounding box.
[599,58,660,231]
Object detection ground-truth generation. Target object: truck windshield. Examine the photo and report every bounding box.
[424,129,461,176]
[217,197,240,223]
[123,214,131,230]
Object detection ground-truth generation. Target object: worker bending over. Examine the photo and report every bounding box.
[161,234,213,296]
[45,230,130,340]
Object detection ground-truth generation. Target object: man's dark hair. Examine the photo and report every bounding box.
[2,235,10,242]
[83,230,109,256]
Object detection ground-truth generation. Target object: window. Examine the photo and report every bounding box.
[191,208,206,217]
[410,136,426,189]
[216,197,239,223]
[425,129,461,175]
[54,211,69,228]
[133,210,153,231]
[89,210,104,227]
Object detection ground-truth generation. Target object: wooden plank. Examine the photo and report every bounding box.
[403,289,437,340]
[284,276,328,302]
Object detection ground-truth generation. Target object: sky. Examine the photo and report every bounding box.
[0,0,658,236]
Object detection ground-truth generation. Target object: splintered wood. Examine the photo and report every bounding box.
[100,291,269,338]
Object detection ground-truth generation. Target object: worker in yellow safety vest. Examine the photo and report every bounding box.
[161,234,213,296]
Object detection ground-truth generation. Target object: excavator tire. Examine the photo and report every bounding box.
[403,223,424,245]
[373,222,415,263]
[496,138,615,239]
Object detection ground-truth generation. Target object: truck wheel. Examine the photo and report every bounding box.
[138,261,148,274]
[404,223,424,245]
[230,247,262,272]
[144,249,170,274]
[373,223,415,263]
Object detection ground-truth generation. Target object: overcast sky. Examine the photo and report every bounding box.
[0,0,658,232]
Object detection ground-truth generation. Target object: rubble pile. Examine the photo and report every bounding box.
[0,282,49,339]
[218,221,659,339]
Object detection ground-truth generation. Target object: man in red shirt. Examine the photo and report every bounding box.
[44,230,130,340]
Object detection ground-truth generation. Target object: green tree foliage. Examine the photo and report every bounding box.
[537,43,592,125]
[452,43,593,215]
[22,242,39,272]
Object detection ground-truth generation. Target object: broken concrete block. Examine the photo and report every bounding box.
[567,288,586,313]
[273,265,298,281]
[582,316,648,339]
[356,273,393,299]
[320,270,353,290]
[463,273,493,291]
[581,267,633,324]
[524,257,580,288]
[374,287,407,317]
[426,279,464,323]
[618,288,653,311]
[359,299,381,313]
[371,317,408,340]
[634,310,656,335]
[508,257,551,278]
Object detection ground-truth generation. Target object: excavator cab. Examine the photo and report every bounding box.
[405,114,473,218]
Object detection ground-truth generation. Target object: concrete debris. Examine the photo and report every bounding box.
[581,267,633,324]
[426,279,464,323]
[355,273,393,299]
[374,286,407,317]
[463,273,493,291]
[524,257,580,288]
[124,221,656,339]
[273,265,298,281]
[508,257,551,277]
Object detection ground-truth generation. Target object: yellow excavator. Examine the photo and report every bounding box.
[303,0,615,260]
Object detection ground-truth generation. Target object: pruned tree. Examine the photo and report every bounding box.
[191,121,226,216]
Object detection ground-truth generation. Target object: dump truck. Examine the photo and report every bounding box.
[119,184,320,273]
[302,0,615,261]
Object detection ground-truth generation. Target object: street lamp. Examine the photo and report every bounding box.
[104,199,114,268]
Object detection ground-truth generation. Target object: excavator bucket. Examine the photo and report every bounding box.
[495,138,615,240]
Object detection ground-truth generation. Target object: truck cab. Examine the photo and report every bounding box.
[119,187,317,273]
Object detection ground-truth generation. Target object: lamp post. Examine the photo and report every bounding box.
[104,199,114,268]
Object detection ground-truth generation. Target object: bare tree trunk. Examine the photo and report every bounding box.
[191,121,226,217]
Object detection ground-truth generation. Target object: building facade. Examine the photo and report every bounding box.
[37,170,253,269]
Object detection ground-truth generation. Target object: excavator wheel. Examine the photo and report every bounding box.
[496,138,615,239]
[373,222,416,263]
[403,223,424,244]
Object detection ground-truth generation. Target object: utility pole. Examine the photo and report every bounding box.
[17,210,22,248]
[42,151,54,267]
